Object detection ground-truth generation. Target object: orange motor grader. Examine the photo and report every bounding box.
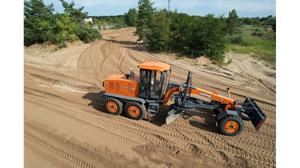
[103,61,266,136]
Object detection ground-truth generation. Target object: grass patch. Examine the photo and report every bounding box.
[228,41,275,57]
[203,64,221,72]
[227,58,233,65]
[226,27,276,69]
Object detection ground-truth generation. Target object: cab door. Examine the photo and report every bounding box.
[139,69,150,99]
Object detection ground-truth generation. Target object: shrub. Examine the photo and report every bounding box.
[58,42,67,48]
[240,30,251,41]
[227,59,233,65]
[76,26,102,43]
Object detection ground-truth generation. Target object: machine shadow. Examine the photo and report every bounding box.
[82,92,219,134]
[186,109,220,134]
[82,91,106,112]
[82,91,130,118]
[147,106,220,134]
[143,104,170,127]
[104,39,157,54]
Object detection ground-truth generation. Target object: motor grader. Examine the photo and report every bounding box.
[103,61,266,136]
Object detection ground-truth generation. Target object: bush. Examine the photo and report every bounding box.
[76,26,102,43]
[254,27,263,32]
[224,35,240,44]
[227,58,233,65]
[240,30,251,41]
[58,42,67,48]
[239,30,252,45]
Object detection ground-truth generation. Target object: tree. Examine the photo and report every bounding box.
[253,19,260,26]
[24,0,55,45]
[37,19,54,45]
[147,9,172,51]
[24,0,102,47]
[102,21,107,29]
[58,0,102,44]
[272,19,276,32]
[55,11,79,43]
[59,0,87,23]
[24,0,54,18]
[226,9,240,35]
[134,0,156,43]
[126,8,138,27]
[183,14,228,60]
[243,17,253,25]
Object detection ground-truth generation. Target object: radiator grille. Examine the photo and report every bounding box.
[109,82,114,90]
[116,82,120,91]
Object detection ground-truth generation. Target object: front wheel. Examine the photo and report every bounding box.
[218,115,244,136]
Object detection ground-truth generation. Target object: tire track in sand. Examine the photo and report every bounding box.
[25,132,95,168]
[25,85,275,167]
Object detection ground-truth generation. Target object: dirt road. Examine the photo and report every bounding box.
[24,27,276,168]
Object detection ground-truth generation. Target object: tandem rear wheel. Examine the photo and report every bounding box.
[124,101,146,120]
[104,97,123,115]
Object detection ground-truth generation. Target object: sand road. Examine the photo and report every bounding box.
[24,27,276,168]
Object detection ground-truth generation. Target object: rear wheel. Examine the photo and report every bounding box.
[104,98,123,115]
[219,115,244,136]
[125,101,146,120]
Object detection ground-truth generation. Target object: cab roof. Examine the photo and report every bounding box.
[138,61,171,72]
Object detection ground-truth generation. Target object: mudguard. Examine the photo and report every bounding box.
[216,110,239,121]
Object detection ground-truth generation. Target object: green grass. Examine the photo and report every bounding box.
[227,58,233,65]
[227,39,276,58]
[226,27,276,69]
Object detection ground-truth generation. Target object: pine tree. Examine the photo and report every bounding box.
[59,0,87,23]
[272,20,276,32]
[126,8,138,27]
[58,0,102,43]
[55,11,79,43]
[226,9,240,35]
[134,0,156,43]
[24,0,55,45]
[148,9,172,51]
[37,19,54,45]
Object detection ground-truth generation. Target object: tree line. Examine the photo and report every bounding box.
[24,0,102,47]
[240,15,276,26]
[133,0,236,61]
[133,0,275,62]
[87,8,138,29]
[25,0,275,62]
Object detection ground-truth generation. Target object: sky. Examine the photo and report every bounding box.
[43,0,276,18]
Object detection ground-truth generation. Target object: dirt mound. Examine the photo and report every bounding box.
[24,27,276,168]
[193,55,212,65]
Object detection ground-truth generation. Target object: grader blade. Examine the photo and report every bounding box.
[166,109,184,125]
[241,97,267,131]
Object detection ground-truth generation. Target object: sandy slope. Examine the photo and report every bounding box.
[24,27,276,168]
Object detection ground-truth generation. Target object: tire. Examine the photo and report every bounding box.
[218,115,244,136]
[124,101,146,120]
[104,97,123,115]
